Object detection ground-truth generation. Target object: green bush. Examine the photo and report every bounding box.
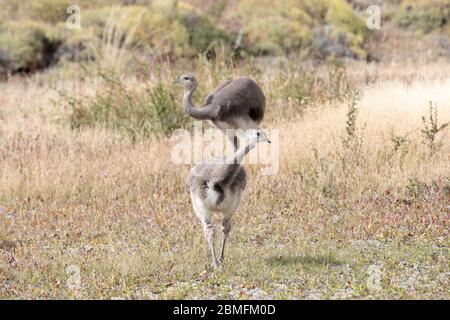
[130,2,190,57]
[181,13,230,54]
[236,0,368,57]
[406,177,426,199]
[68,74,190,140]
[0,20,61,72]
[321,0,368,58]
[394,0,450,33]
[80,3,224,58]
[55,26,98,63]
[148,84,191,134]
[275,62,353,108]
[147,0,230,56]
[237,0,312,55]
[0,0,372,75]
[421,102,449,153]
[79,2,228,58]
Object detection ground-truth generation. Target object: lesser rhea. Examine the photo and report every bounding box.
[186,129,271,269]
[174,74,266,150]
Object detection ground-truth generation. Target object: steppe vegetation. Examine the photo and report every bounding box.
[0,0,449,299]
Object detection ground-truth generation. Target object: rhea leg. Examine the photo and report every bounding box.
[219,215,233,263]
[191,195,220,269]
[204,219,220,269]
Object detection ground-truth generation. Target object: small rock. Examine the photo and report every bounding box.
[437,272,450,284]
[246,287,269,299]
[367,240,381,248]
[65,247,79,255]
[305,290,323,300]
[333,288,355,299]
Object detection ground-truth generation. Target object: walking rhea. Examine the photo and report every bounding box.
[174,74,266,150]
[186,129,271,269]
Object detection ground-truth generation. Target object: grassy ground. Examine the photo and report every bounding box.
[0,61,449,299]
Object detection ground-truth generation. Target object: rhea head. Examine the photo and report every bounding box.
[174,74,198,91]
[245,129,271,146]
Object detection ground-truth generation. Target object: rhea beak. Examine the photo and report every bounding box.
[173,79,180,84]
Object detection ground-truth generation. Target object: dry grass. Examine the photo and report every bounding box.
[0,61,449,299]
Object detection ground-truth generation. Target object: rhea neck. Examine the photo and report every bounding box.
[230,140,257,165]
[182,84,198,114]
[182,83,218,120]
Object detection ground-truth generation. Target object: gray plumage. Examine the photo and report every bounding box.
[202,78,265,124]
[175,75,266,149]
[186,161,246,206]
[186,129,271,269]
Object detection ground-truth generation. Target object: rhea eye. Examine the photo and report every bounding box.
[257,132,260,137]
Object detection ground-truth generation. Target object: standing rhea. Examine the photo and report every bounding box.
[186,129,271,269]
[174,74,266,150]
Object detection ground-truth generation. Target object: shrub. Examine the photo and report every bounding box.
[421,102,449,154]
[406,177,426,199]
[181,13,230,54]
[68,73,190,140]
[237,0,312,55]
[0,20,62,73]
[80,2,217,58]
[340,94,365,169]
[394,0,450,33]
[59,5,177,71]
[55,27,98,63]
[275,61,353,109]
[342,96,364,152]
[148,83,191,135]
[237,0,368,58]
[134,2,190,57]
[388,133,411,163]
[306,0,368,59]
